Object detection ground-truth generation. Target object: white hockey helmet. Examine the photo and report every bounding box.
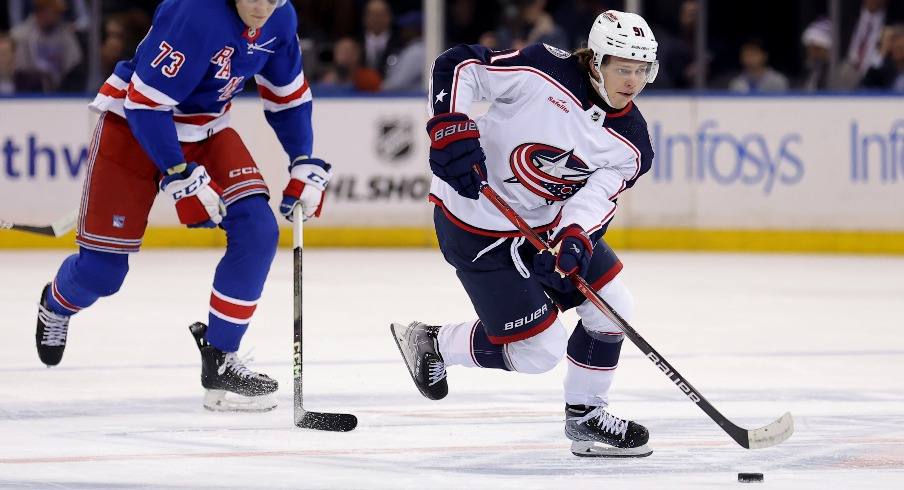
[587,10,659,105]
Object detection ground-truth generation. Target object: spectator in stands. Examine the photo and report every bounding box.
[494,0,569,50]
[445,0,502,48]
[478,31,498,50]
[98,8,150,83]
[6,0,89,33]
[316,36,382,93]
[837,0,889,89]
[0,31,43,94]
[381,10,425,92]
[728,37,790,93]
[649,0,731,89]
[861,24,904,91]
[796,18,834,91]
[10,0,83,92]
[551,0,615,52]
[360,0,403,78]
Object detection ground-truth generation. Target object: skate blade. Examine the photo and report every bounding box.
[570,440,653,458]
[203,390,277,413]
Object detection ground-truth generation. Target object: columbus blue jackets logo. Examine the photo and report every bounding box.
[505,143,592,201]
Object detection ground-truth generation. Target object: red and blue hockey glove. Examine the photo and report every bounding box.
[280,157,332,222]
[425,112,487,200]
[533,224,593,292]
[159,162,226,229]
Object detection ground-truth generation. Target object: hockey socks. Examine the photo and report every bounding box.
[204,196,278,352]
[564,321,624,406]
[437,320,512,370]
[48,249,129,315]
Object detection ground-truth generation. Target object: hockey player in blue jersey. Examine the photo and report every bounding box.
[392,11,659,457]
[34,0,332,412]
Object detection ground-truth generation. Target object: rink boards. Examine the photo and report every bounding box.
[0,94,902,253]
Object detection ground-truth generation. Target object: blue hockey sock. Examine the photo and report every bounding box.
[205,196,279,352]
[48,248,129,315]
[471,321,513,371]
[567,320,623,368]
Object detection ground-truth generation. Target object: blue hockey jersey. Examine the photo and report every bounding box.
[428,43,654,237]
[90,0,313,173]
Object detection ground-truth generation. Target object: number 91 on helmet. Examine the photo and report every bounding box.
[587,10,659,84]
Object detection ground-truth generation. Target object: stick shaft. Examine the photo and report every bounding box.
[289,207,358,431]
[478,181,783,448]
[293,206,304,425]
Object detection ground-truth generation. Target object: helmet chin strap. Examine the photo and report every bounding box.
[591,72,615,108]
[590,65,616,108]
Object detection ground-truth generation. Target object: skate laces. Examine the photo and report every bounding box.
[409,323,446,386]
[427,357,446,386]
[218,350,259,379]
[420,325,446,386]
[37,304,69,346]
[579,406,628,439]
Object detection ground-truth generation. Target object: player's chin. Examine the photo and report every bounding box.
[612,93,634,109]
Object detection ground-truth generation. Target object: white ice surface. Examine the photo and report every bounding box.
[1,248,903,489]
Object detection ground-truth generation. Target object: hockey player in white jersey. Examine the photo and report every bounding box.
[392,11,659,457]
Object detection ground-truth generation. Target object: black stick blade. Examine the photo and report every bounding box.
[295,411,358,432]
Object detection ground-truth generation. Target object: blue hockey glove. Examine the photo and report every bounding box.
[533,225,593,292]
[159,162,226,229]
[280,157,332,222]
[425,112,487,200]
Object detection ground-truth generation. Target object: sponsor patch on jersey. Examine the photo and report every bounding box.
[505,143,592,201]
[543,44,571,59]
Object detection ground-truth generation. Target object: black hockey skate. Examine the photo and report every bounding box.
[565,404,652,457]
[36,282,70,367]
[390,321,448,400]
[189,322,278,412]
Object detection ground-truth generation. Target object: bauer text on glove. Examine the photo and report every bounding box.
[159,162,226,229]
[280,157,332,222]
[426,112,487,200]
[533,225,593,292]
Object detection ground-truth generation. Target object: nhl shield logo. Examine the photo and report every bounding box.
[376,118,413,162]
[505,143,592,201]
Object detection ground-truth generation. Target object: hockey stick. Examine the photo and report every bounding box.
[0,210,78,238]
[477,179,793,449]
[293,206,358,431]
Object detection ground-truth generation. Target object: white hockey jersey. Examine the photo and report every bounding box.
[428,43,654,238]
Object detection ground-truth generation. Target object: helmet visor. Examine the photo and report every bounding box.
[596,57,660,84]
[646,60,659,83]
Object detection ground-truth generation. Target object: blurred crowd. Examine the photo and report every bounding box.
[2,0,904,96]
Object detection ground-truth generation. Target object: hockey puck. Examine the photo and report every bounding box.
[738,473,764,483]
